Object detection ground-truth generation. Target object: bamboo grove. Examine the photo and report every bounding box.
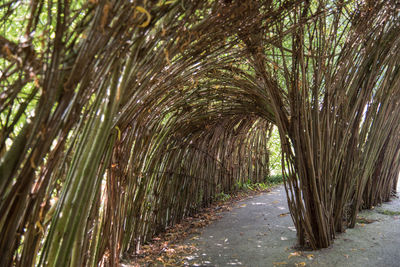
[0,0,399,266]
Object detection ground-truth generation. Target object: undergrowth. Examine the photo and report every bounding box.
[215,174,284,202]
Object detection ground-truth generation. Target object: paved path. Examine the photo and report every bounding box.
[182,184,400,267]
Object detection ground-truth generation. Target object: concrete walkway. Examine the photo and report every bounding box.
[182,184,400,267]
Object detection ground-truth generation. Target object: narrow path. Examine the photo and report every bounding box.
[182,185,400,267]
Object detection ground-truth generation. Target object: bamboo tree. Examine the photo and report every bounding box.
[238,0,400,248]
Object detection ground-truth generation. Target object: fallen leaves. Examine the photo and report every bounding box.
[288,251,301,259]
[279,212,289,217]
[306,254,314,260]
[273,261,288,266]
[356,216,377,224]
[272,251,314,267]
[128,189,264,265]
[138,243,197,266]
[286,251,315,262]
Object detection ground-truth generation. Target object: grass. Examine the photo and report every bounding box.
[267,174,284,186]
[378,210,400,216]
[215,192,231,202]
[235,174,284,192]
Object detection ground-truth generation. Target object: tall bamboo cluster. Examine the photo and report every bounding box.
[104,113,272,263]
[97,60,276,264]
[1,0,400,266]
[239,0,400,248]
[0,1,283,266]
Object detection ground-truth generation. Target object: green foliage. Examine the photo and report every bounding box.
[215,192,231,202]
[378,210,400,216]
[267,126,282,174]
[252,182,270,191]
[235,175,283,192]
[235,179,255,191]
[266,174,284,186]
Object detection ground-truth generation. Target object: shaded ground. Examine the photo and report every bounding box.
[123,189,273,266]
[181,184,400,267]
